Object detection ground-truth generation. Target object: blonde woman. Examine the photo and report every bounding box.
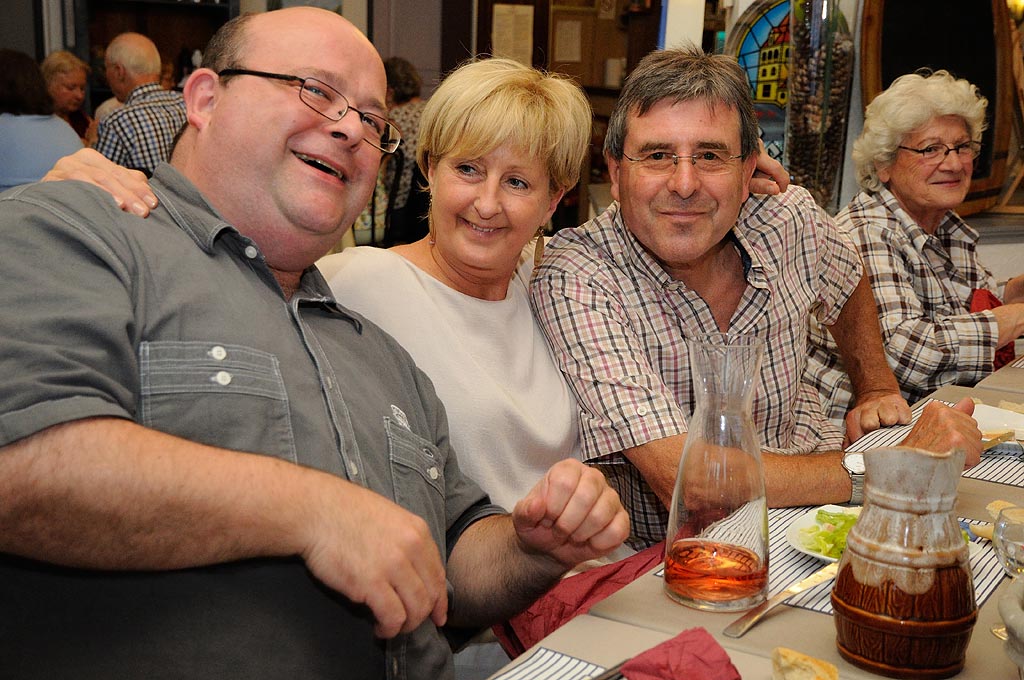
[40,50,92,142]
[318,58,589,512]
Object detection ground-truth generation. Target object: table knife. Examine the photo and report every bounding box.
[722,561,839,638]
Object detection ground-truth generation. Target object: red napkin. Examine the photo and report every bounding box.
[621,627,741,680]
[492,542,665,657]
[970,288,1016,370]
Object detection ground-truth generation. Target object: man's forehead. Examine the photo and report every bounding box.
[627,98,741,144]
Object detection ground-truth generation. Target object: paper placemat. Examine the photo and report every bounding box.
[1010,356,1024,369]
[489,647,605,680]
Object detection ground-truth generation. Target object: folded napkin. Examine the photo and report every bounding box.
[970,288,1016,370]
[493,542,665,657]
[620,627,741,680]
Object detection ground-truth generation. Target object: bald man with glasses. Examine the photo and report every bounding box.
[0,9,627,679]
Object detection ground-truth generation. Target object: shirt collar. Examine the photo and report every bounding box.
[872,185,979,250]
[123,81,165,106]
[149,164,362,329]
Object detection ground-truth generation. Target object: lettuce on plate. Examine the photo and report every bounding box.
[799,508,859,559]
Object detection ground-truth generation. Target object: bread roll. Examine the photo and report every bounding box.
[771,647,838,680]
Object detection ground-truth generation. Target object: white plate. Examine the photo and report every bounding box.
[784,505,981,562]
[785,504,861,563]
[973,403,1024,441]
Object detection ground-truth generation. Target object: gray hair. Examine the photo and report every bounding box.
[106,33,162,78]
[604,44,759,160]
[854,69,988,192]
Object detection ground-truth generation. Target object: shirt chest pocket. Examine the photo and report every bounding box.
[139,341,297,463]
[386,418,446,549]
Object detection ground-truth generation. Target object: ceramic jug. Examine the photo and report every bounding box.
[831,446,976,679]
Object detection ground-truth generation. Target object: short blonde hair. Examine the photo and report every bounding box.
[40,50,90,84]
[854,69,987,192]
[417,58,592,193]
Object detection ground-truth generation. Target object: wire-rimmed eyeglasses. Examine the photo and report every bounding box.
[218,68,401,153]
[897,141,982,164]
[622,149,744,175]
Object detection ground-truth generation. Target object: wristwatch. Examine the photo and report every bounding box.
[842,452,865,506]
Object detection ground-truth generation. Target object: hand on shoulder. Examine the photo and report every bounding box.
[43,148,157,217]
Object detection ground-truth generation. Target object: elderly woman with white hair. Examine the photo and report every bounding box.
[807,69,1024,425]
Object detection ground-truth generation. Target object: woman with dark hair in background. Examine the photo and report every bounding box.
[0,49,83,192]
[383,56,430,243]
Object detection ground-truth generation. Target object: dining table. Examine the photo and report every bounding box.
[487,376,1024,680]
[977,355,1024,397]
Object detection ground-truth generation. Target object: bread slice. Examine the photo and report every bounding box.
[973,523,994,540]
[771,647,838,680]
[998,399,1024,415]
[988,500,1018,520]
[974,500,1021,540]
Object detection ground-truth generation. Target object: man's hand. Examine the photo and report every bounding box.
[42,148,157,217]
[900,398,982,468]
[845,390,913,444]
[749,139,790,195]
[300,481,448,639]
[511,459,629,569]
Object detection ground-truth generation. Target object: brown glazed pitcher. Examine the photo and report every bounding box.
[831,446,976,679]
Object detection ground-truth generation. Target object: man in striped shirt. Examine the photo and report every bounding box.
[531,46,982,549]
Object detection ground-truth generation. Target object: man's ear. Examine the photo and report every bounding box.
[182,68,220,131]
[739,153,758,202]
[606,150,622,202]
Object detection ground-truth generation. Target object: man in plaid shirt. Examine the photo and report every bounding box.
[95,32,187,176]
[531,46,982,549]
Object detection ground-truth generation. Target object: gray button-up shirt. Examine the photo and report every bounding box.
[0,165,501,680]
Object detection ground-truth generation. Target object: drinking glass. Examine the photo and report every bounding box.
[994,507,1024,650]
[995,508,1024,579]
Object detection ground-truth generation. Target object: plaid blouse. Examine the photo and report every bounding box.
[531,187,856,548]
[806,188,999,423]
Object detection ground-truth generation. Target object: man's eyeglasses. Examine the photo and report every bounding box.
[622,150,743,176]
[218,68,401,153]
[897,141,981,164]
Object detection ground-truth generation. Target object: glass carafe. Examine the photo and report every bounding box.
[664,332,768,612]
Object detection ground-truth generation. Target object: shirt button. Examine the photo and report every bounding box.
[209,345,227,361]
[213,370,232,386]
[244,245,259,259]
[636,406,648,416]
[428,467,439,480]
[347,461,359,478]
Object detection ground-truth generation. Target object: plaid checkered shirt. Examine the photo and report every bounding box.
[531,186,856,548]
[806,187,1000,423]
[95,83,187,175]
